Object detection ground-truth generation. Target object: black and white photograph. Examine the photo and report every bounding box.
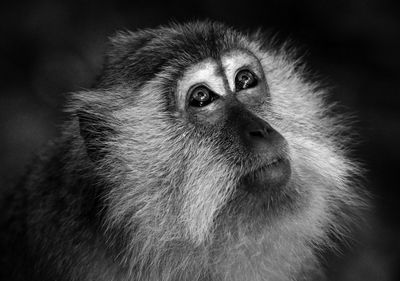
[0,1,399,280]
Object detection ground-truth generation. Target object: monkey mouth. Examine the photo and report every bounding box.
[238,157,291,192]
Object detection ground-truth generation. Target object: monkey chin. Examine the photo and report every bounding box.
[222,157,295,232]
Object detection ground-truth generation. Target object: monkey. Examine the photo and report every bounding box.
[0,21,366,281]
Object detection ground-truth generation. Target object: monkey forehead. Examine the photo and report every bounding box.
[176,59,226,108]
[221,50,265,92]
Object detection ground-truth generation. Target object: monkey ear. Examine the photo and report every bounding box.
[77,109,115,162]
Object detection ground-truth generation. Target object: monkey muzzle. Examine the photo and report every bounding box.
[233,107,292,192]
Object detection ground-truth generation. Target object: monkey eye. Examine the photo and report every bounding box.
[188,85,218,107]
[235,69,257,91]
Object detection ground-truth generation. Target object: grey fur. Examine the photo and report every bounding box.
[0,21,366,281]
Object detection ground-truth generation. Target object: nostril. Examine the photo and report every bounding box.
[249,130,265,138]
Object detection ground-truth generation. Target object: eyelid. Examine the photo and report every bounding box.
[187,82,211,93]
[234,66,258,80]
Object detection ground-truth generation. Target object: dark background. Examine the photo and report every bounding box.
[0,0,399,280]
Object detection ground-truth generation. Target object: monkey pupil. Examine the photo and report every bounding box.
[240,74,250,82]
[194,90,209,101]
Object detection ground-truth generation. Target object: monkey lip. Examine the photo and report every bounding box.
[239,157,291,191]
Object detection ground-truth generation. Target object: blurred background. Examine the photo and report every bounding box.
[0,0,399,280]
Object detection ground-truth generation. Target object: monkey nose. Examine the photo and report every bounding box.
[241,118,285,154]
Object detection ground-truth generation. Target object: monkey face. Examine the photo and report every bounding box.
[176,50,292,199]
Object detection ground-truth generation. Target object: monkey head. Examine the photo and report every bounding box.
[72,21,364,279]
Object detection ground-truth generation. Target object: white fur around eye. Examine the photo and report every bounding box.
[221,51,264,92]
[176,59,225,110]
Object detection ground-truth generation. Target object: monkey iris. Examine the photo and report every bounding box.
[189,86,217,107]
[235,69,257,90]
